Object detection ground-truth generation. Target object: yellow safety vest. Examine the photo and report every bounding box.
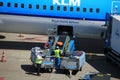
[35,58,42,64]
[54,49,60,58]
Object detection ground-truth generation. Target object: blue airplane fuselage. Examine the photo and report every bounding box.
[0,0,120,38]
[0,0,120,21]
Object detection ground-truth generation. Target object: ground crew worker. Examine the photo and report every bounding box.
[44,38,53,49]
[54,46,61,69]
[35,50,43,76]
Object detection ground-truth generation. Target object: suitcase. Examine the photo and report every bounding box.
[56,41,63,46]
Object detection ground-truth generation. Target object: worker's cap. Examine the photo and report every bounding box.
[56,46,59,49]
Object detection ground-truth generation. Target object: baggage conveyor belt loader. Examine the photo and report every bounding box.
[30,25,86,76]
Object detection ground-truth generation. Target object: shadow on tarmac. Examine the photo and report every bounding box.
[21,64,55,75]
[1,37,120,79]
[86,55,120,79]
[54,69,79,78]
[0,35,6,39]
[21,64,78,77]
[75,37,104,53]
[0,37,104,53]
[54,69,78,75]
[0,41,45,50]
[21,64,37,75]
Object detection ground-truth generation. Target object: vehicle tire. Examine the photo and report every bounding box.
[106,52,112,62]
[106,56,112,62]
[79,67,82,71]
[104,48,108,54]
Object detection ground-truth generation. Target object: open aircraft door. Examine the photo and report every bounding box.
[57,25,73,36]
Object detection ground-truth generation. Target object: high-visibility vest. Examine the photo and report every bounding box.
[54,49,60,58]
[35,57,42,64]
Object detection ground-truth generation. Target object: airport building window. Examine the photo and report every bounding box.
[57,6,60,10]
[83,8,86,12]
[76,7,80,12]
[7,2,11,7]
[14,3,18,8]
[50,6,53,10]
[70,7,73,12]
[63,6,67,11]
[29,4,32,9]
[21,3,24,8]
[43,5,46,10]
[36,4,39,9]
[89,8,93,13]
[96,8,100,13]
[0,2,3,6]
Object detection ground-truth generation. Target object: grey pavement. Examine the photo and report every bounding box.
[0,32,120,80]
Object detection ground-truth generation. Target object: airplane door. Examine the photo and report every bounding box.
[111,1,120,14]
[57,25,73,36]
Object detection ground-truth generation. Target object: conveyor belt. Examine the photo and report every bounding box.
[52,36,71,55]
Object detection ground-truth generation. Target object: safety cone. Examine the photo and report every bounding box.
[1,51,6,62]
[18,33,24,37]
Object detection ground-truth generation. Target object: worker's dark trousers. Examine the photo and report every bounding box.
[55,58,60,69]
[36,64,41,75]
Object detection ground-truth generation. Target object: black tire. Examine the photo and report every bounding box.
[79,67,82,71]
[106,56,111,62]
[104,48,108,54]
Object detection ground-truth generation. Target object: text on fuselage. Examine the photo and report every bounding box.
[53,0,81,6]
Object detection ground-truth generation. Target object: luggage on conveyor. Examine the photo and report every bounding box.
[56,41,63,46]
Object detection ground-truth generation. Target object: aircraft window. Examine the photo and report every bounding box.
[57,6,60,10]
[0,2,3,6]
[63,6,67,11]
[96,8,100,13]
[29,4,32,9]
[76,7,80,12]
[43,5,46,10]
[50,6,54,10]
[21,3,24,8]
[70,7,73,12]
[14,3,18,8]
[7,2,11,7]
[83,8,86,12]
[89,8,93,13]
[36,4,39,9]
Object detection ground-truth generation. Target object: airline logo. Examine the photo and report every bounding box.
[53,0,81,6]
[51,19,79,24]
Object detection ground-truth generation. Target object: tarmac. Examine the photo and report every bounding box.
[0,32,120,80]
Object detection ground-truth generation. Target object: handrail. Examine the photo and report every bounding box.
[66,36,75,53]
[52,36,59,49]
[64,36,70,51]
[61,36,69,53]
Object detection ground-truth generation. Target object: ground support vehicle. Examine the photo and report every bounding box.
[30,26,86,74]
[41,57,54,72]
[46,26,86,76]
[60,51,85,77]
[104,13,120,66]
[46,34,86,77]
[60,51,85,71]
[30,47,54,72]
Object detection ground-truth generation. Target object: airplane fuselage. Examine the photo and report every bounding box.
[0,0,120,38]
